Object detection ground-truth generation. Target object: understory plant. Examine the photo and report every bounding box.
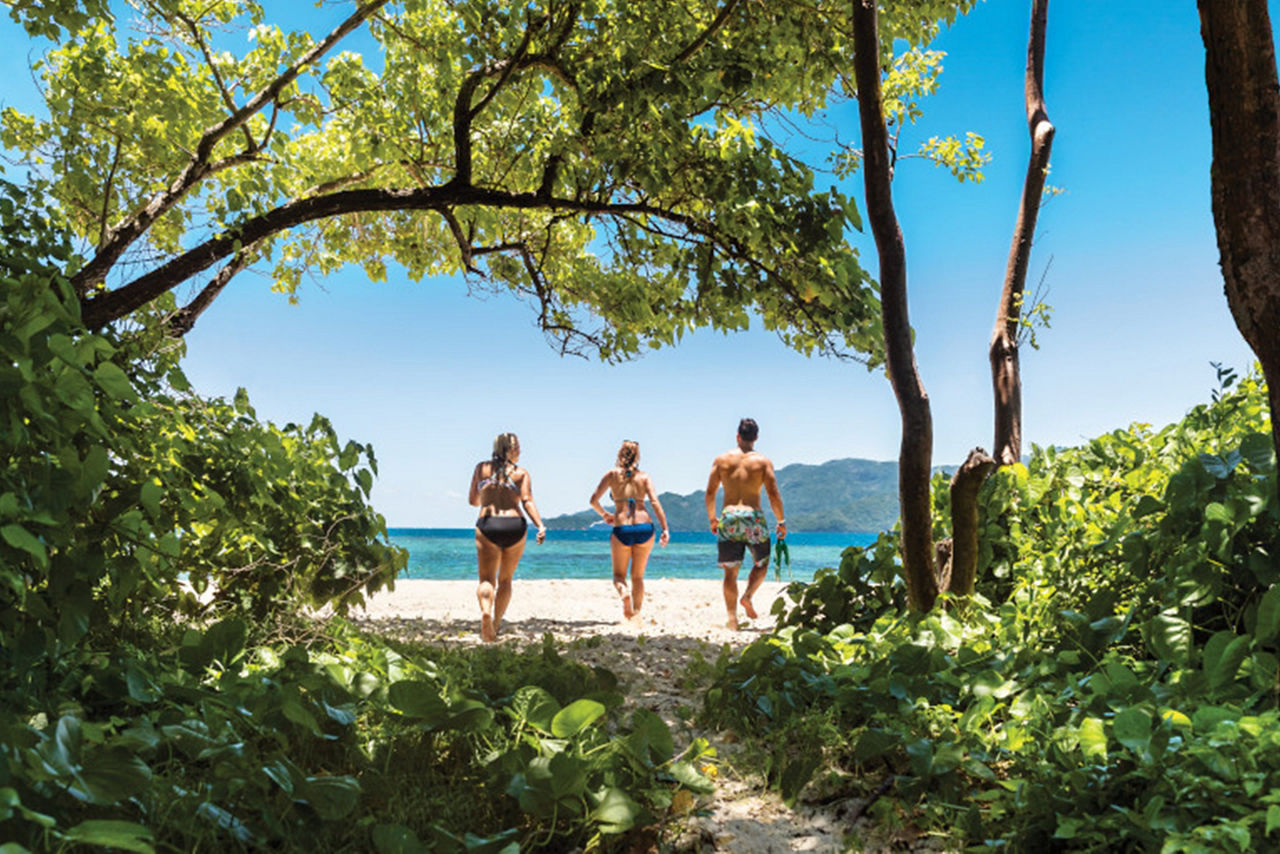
[1,177,704,851]
[706,369,1279,851]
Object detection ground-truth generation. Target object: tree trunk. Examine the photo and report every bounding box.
[1198,0,1280,495]
[852,0,937,611]
[946,448,998,597]
[990,0,1054,467]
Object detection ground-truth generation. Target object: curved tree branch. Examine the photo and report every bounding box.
[166,250,253,338]
[72,0,390,294]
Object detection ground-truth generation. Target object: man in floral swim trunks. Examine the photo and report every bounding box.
[705,418,787,629]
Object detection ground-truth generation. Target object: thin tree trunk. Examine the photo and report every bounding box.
[990,0,1054,467]
[947,448,997,597]
[852,0,936,611]
[1198,0,1280,497]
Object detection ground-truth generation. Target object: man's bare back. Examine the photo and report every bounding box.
[708,448,773,511]
[705,419,786,629]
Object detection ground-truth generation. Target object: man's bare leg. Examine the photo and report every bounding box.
[740,560,769,619]
[721,563,742,629]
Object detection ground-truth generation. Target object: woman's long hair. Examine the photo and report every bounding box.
[491,432,519,484]
[616,440,639,479]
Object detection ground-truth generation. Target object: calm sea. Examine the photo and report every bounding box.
[388,528,878,582]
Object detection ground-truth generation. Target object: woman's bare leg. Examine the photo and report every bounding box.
[629,536,656,614]
[493,536,526,635]
[610,535,634,618]
[475,530,502,642]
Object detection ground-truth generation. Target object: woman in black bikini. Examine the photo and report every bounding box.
[589,440,669,620]
[469,432,546,642]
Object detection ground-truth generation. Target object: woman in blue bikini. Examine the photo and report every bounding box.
[469,432,546,642]
[589,440,669,620]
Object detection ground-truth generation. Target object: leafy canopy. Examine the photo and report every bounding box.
[6,0,973,361]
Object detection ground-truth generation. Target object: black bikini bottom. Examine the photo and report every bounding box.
[476,515,527,548]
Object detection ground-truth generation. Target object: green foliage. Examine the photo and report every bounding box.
[3,0,978,362]
[0,179,697,848]
[704,370,1280,850]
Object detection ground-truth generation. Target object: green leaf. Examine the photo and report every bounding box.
[669,760,716,794]
[854,728,899,760]
[1266,805,1280,836]
[511,685,560,732]
[1,524,48,568]
[372,823,429,854]
[591,787,640,834]
[1257,586,1280,643]
[779,754,821,806]
[93,362,135,400]
[548,752,588,798]
[1209,635,1252,690]
[61,820,154,854]
[626,707,674,765]
[298,776,361,821]
[1078,716,1106,761]
[1147,612,1191,662]
[1241,432,1276,471]
[140,480,163,520]
[1112,708,1152,754]
[202,618,247,665]
[71,748,152,805]
[54,368,94,413]
[550,699,605,737]
[388,680,448,723]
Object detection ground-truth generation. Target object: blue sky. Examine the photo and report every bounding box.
[3,1,1263,527]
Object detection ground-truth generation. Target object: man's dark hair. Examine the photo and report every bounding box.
[737,418,759,442]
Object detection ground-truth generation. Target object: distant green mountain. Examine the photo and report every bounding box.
[545,457,903,533]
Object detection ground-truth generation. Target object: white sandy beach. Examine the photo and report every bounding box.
[353,577,793,645]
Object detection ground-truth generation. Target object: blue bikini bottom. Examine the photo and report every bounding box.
[612,523,655,547]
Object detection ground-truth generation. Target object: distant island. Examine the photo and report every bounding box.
[545,457,907,533]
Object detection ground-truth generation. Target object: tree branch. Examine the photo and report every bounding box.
[989,0,1054,465]
[166,250,253,337]
[72,0,390,294]
[79,182,740,328]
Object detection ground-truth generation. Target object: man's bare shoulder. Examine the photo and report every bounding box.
[712,449,742,467]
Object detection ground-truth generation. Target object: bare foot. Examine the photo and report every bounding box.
[740,596,758,620]
[621,592,635,619]
[480,613,496,643]
[725,616,739,631]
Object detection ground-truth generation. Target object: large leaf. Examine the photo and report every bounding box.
[388,680,448,723]
[1256,586,1280,644]
[1112,708,1152,754]
[371,823,429,854]
[1078,717,1106,761]
[779,754,821,806]
[70,747,152,805]
[510,685,560,733]
[298,775,361,821]
[1208,635,1252,691]
[1146,612,1191,663]
[550,699,605,737]
[61,820,154,854]
[591,787,641,834]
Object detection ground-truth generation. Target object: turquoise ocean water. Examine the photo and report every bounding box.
[388,528,878,582]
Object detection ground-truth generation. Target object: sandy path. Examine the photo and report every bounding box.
[349,579,932,852]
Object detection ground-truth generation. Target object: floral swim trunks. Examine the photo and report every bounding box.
[717,507,771,569]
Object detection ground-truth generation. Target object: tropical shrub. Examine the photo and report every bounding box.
[706,370,1280,850]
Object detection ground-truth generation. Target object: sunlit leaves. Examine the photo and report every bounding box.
[0,0,994,360]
